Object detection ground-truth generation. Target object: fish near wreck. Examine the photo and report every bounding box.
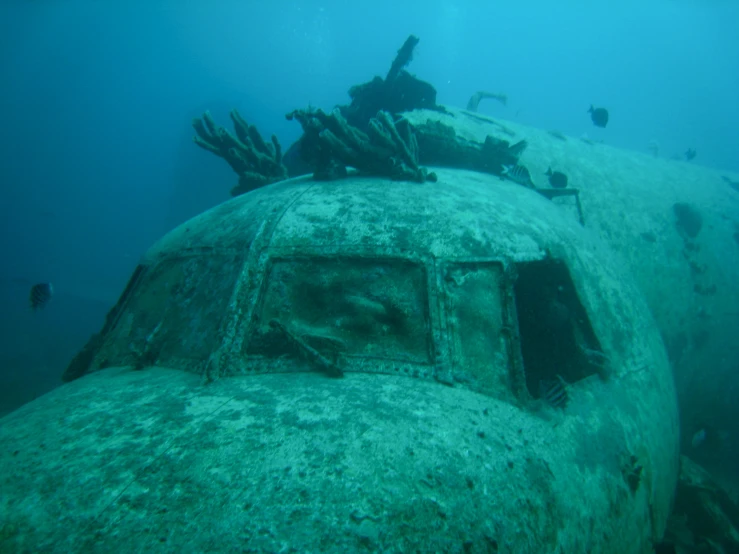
[502,164,536,188]
[545,167,568,189]
[29,282,53,310]
[588,105,609,128]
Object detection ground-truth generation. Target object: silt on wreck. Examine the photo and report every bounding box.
[0,163,679,552]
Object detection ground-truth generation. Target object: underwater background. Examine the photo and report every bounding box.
[0,0,737,441]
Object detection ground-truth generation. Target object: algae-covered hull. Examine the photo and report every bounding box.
[1,169,678,552]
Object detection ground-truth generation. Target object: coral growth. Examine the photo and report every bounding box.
[286,108,437,183]
[192,110,288,197]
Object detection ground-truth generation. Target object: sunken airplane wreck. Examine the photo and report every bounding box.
[0,36,694,553]
[2,168,678,553]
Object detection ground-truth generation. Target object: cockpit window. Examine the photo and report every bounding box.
[245,257,432,375]
[513,258,606,400]
[101,254,242,372]
[439,261,521,401]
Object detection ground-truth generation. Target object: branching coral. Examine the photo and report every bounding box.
[192,110,288,196]
[286,107,437,183]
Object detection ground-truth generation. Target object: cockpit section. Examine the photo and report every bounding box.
[239,253,606,408]
[244,256,433,378]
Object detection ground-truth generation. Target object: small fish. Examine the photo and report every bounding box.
[588,105,609,128]
[545,167,568,189]
[539,378,568,409]
[684,148,696,161]
[502,164,536,188]
[30,282,53,310]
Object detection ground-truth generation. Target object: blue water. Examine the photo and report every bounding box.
[1,0,738,414]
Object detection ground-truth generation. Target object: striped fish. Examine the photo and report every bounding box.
[30,282,53,310]
[502,164,536,188]
[539,378,568,409]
